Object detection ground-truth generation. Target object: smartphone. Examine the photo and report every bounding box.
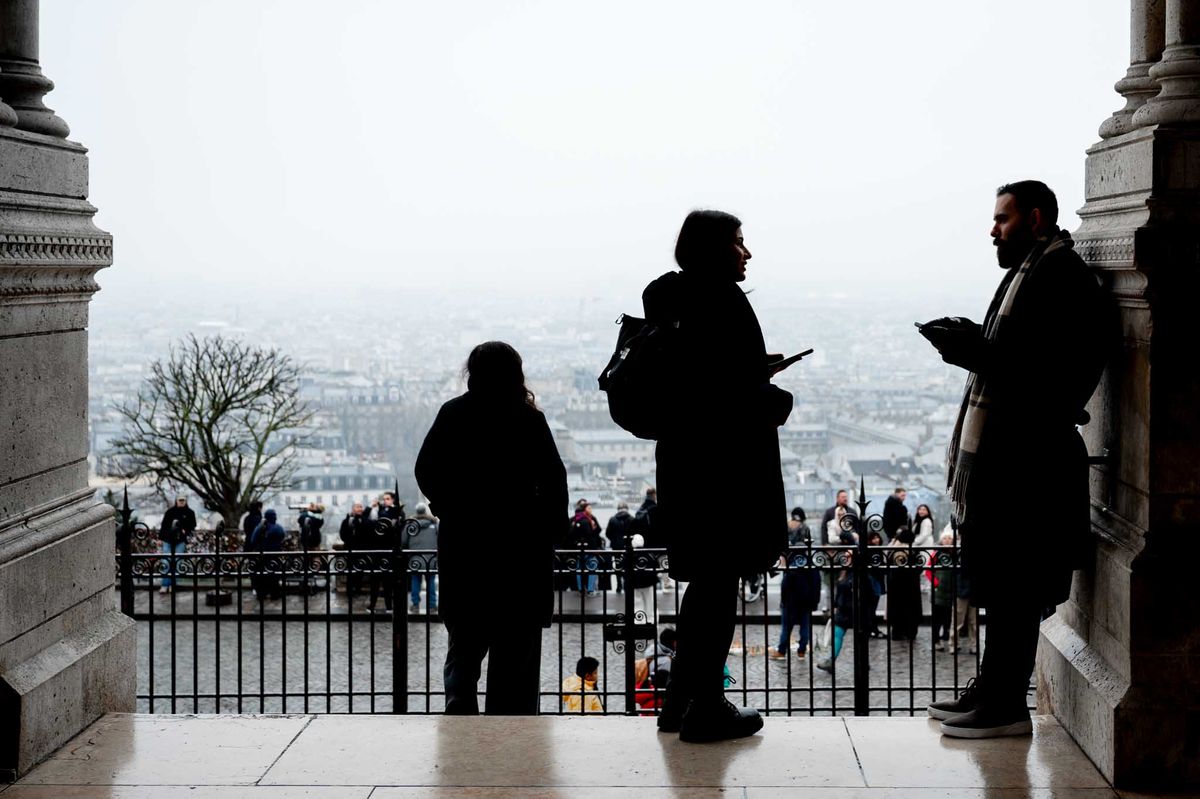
[768,348,814,372]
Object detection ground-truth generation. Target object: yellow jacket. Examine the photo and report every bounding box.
[561,674,604,713]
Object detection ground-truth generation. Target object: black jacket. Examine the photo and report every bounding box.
[953,237,1115,606]
[605,510,634,550]
[340,512,372,549]
[415,391,567,626]
[642,270,792,580]
[882,496,909,542]
[160,506,197,545]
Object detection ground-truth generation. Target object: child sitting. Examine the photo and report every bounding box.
[562,656,604,713]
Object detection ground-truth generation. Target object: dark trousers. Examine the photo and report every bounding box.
[978,599,1043,711]
[671,575,739,703]
[443,617,543,715]
[931,603,952,640]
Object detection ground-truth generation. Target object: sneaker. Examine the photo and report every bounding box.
[939,706,1032,739]
[927,677,979,720]
[679,698,763,743]
[158,586,170,594]
[816,658,834,673]
[935,642,947,652]
[769,648,787,660]
[795,650,806,660]
[410,603,420,612]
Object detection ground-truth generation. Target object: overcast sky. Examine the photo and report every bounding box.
[43,1,1128,313]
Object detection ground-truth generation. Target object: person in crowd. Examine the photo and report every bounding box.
[416,341,567,715]
[634,487,672,592]
[864,529,887,638]
[951,565,978,656]
[606,501,634,593]
[248,508,286,600]
[911,503,936,548]
[643,209,793,743]
[241,501,262,549]
[366,502,398,614]
[373,491,404,524]
[817,539,857,673]
[569,499,603,596]
[921,180,1114,737]
[158,496,197,594]
[562,656,604,713]
[931,530,957,650]
[821,490,859,543]
[886,526,922,640]
[882,487,910,544]
[406,502,439,613]
[635,628,677,713]
[339,501,372,598]
[297,502,325,549]
[772,507,821,660]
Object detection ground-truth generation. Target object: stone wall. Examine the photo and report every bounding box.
[0,0,135,781]
[1036,0,1200,789]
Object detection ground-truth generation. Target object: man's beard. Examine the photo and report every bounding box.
[993,235,1034,269]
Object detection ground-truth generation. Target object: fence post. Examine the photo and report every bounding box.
[852,476,871,716]
[623,535,637,715]
[118,486,134,617]
[392,518,409,714]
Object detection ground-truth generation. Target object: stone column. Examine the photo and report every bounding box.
[0,0,68,137]
[1036,1,1200,790]
[1099,0,1166,138]
[1131,0,1200,126]
[0,0,134,783]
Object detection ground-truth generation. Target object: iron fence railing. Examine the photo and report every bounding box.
[116,490,1001,716]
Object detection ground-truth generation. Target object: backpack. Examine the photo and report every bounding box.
[597,314,678,440]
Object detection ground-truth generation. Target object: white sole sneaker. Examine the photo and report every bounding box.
[927,705,960,721]
[939,718,1032,738]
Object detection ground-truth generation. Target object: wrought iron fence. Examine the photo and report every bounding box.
[116,493,999,716]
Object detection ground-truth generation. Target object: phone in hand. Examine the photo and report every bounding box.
[768,348,814,374]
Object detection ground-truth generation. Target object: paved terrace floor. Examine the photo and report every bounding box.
[1,713,1174,798]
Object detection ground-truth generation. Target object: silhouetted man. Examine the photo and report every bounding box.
[882,487,909,543]
[920,180,1113,738]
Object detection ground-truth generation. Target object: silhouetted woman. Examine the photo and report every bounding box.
[643,210,793,742]
[415,341,567,714]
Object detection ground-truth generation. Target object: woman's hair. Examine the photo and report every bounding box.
[915,504,934,529]
[674,209,742,274]
[464,341,537,408]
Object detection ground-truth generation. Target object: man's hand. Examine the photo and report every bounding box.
[916,317,986,370]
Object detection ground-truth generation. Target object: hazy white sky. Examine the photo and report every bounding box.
[42,0,1128,312]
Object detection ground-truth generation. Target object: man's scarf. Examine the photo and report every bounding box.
[947,229,1073,523]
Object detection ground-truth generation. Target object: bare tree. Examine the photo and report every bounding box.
[112,335,314,529]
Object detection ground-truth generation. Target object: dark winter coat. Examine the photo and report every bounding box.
[953,237,1114,606]
[249,510,285,551]
[642,270,792,581]
[832,572,855,629]
[781,522,821,613]
[569,512,602,549]
[339,511,372,549]
[605,510,634,550]
[405,517,439,552]
[415,391,567,627]
[160,505,197,545]
[241,510,262,543]
[882,495,909,542]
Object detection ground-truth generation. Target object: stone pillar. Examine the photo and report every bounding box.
[1132,0,1200,127]
[1099,0,1166,138]
[0,0,135,783]
[1036,0,1200,790]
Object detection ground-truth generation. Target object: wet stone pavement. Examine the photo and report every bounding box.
[130,577,988,717]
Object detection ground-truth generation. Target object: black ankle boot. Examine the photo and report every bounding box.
[678,698,763,743]
[657,678,688,733]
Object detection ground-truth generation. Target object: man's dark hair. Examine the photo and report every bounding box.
[248,500,262,512]
[894,487,905,494]
[659,627,677,650]
[836,489,848,497]
[575,656,600,678]
[997,180,1058,227]
[674,209,742,274]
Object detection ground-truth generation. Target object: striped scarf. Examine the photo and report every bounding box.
[947,229,1073,523]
